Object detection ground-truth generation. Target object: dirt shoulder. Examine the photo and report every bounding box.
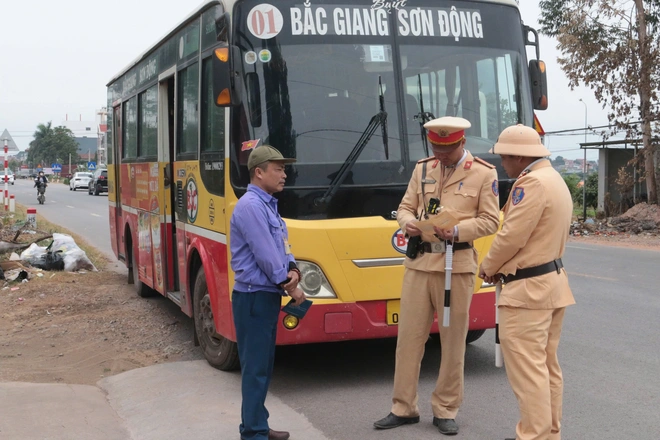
[0,270,201,385]
[569,233,660,251]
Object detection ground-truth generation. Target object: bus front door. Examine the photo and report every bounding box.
[155,70,180,299]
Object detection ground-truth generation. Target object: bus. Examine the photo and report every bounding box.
[107,0,547,370]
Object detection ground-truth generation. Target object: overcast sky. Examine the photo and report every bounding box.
[0,0,607,160]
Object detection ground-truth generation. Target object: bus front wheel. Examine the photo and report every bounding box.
[466,329,486,344]
[193,268,240,371]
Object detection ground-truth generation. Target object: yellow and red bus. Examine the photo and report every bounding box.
[107,0,547,370]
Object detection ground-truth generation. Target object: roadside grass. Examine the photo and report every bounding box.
[0,204,110,271]
[573,206,597,219]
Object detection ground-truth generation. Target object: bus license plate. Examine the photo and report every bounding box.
[387,300,401,325]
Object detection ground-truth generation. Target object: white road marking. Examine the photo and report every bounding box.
[66,205,75,208]
[567,271,618,281]
[90,213,101,217]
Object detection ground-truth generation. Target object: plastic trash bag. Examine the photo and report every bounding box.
[49,233,98,272]
[25,250,65,271]
[19,234,97,272]
[19,243,47,261]
[19,243,48,267]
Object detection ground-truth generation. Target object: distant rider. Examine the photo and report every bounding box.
[34,171,48,195]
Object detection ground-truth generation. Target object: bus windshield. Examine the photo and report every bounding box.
[231,0,531,192]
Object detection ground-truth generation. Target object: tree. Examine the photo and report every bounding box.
[28,122,79,167]
[585,172,599,210]
[539,0,660,205]
[563,173,581,204]
[553,155,566,166]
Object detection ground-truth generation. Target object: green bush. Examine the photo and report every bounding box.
[63,178,70,185]
[585,172,598,210]
[563,174,580,204]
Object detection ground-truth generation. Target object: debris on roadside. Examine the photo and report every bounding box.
[570,203,660,237]
[0,216,99,285]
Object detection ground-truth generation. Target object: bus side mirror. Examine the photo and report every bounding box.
[529,60,548,110]
[213,44,241,107]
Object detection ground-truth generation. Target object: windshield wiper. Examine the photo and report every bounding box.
[414,74,436,158]
[314,77,388,207]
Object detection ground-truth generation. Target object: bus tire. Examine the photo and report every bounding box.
[127,238,155,298]
[466,329,486,344]
[193,268,240,371]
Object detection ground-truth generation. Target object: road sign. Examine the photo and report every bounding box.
[88,161,96,171]
[52,163,62,172]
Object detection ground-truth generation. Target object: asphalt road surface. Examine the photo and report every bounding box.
[10,177,660,439]
[269,243,660,439]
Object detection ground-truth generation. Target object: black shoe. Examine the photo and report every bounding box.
[373,412,420,429]
[432,417,458,435]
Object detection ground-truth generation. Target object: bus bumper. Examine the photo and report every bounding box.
[275,290,495,345]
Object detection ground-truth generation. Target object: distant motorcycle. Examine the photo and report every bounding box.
[36,181,47,204]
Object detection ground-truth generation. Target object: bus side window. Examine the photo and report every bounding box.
[123,97,138,160]
[176,63,200,161]
[201,56,226,197]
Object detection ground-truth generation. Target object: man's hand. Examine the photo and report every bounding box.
[433,227,454,241]
[478,264,500,285]
[288,286,306,306]
[281,270,300,292]
[405,221,422,237]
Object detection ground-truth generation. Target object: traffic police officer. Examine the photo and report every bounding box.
[478,124,575,440]
[374,116,500,435]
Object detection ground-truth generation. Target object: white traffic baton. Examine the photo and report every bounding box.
[495,280,503,367]
[443,242,453,327]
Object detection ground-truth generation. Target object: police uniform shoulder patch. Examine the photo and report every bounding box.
[492,179,499,196]
[511,187,525,205]
[474,157,496,169]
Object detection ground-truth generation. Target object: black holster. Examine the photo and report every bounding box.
[406,235,422,259]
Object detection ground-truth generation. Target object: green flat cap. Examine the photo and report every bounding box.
[247,145,296,170]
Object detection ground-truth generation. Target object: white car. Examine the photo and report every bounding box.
[1,170,14,185]
[69,172,93,191]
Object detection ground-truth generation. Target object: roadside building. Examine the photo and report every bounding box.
[581,139,651,216]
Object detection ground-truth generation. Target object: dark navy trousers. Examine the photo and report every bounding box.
[232,290,281,440]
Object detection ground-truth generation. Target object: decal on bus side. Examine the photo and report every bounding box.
[392,228,409,254]
[186,176,198,223]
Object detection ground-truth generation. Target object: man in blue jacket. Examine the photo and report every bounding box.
[230,145,306,440]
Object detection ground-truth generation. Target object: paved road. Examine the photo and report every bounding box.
[265,242,660,440]
[7,182,660,439]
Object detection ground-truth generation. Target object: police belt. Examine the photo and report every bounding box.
[419,241,472,254]
[504,259,564,283]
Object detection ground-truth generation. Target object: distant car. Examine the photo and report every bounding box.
[1,170,14,185]
[88,169,108,195]
[69,172,93,191]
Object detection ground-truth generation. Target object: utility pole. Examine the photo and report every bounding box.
[579,99,588,221]
[97,107,108,167]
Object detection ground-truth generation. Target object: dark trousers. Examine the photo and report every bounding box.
[232,290,281,440]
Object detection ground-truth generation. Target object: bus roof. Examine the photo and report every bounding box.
[107,0,221,86]
[107,0,521,87]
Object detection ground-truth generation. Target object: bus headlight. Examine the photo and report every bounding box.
[297,261,336,298]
